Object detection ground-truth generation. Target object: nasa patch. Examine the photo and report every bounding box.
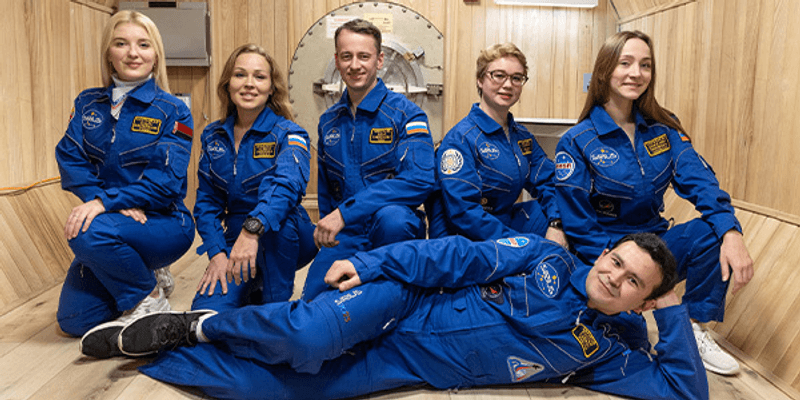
[82,110,103,129]
[555,151,575,181]
[496,237,530,248]
[534,261,560,298]
[440,148,463,175]
[324,129,341,147]
[507,356,544,382]
[207,140,226,159]
[589,147,619,167]
[478,142,500,160]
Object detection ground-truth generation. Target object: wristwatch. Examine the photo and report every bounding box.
[242,217,265,236]
[548,218,563,230]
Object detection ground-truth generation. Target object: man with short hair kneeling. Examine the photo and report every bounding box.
[109,232,707,400]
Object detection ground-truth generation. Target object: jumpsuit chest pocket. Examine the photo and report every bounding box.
[119,140,157,169]
[362,142,397,181]
[241,167,274,195]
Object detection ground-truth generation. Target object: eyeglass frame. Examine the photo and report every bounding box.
[484,70,529,86]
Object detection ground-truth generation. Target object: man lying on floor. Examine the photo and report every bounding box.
[87,232,708,400]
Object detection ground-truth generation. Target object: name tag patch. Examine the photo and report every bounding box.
[572,324,599,358]
[131,116,162,135]
[518,138,533,155]
[369,127,393,144]
[644,134,671,157]
[254,142,276,158]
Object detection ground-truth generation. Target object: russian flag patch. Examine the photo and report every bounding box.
[288,134,308,151]
[405,121,429,136]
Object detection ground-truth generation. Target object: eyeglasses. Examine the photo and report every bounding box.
[485,70,529,86]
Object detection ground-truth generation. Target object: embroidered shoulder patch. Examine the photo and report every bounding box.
[131,116,162,135]
[644,134,671,157]
[173,121,193,141]
[517,138,533,155]
[254,142,276,158]
[555,151,575,181]
[405,121,429,136]
[679,131,691,142]
[496,237,530,248]
[288,134,308,152]
[534,262,560,298]
[369,127,393,144]
[572,323,599,358]
[440,148,463,175]
[507,356,544,382]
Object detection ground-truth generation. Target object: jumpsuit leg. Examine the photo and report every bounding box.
[301,228,369,300]
[424,187,451,239]
[662,218,729,323]
[368,204,427,247]
[509,200,549,237]
[57,211,194,336]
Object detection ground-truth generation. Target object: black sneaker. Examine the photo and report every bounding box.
[118,310,216,357]
[80,321,125,359]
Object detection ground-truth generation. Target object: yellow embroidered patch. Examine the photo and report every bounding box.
[572,323,599,358]
[369,127,393,144]
[254,142,276,158]
[644,134,671,157]
[131,116,162,135]
[518,138,533,155]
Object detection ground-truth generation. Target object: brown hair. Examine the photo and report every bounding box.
[101,10,170,92]
[475,42,528,96]
[216,44,294,121]
[579,30,688,137]
[334,18,382,54]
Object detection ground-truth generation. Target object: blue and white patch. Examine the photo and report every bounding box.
[589,147,619,167]
[207,140,226,159]
[82,110,103,129]
[324,129,341,147]
[478,142,501,160]
[555,151,575,181]
[440,148,463,175]
[496,236,530,248]
[534,261,560,298]
[507,356,544,382]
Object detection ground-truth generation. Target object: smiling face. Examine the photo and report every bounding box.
[107,22,156,82]
[477,55,526,115]
[585,241,663,315]
[228,52,273,115]
[335,29,384,98]
[607,38,652,105]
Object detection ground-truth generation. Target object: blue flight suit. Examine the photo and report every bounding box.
[555,105,741,323]
[303,79,435,299]
[427,104,559,240]
[140,235,708,400]
[191,108,318,311]
[55,79,195,336]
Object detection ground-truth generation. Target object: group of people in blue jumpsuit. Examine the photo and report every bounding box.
[60,11,753,400]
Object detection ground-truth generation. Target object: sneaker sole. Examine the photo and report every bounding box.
[118,310,216,357]
[702,360,740,376]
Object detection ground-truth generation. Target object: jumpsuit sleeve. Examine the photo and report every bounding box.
[438,132,518,241]
[669,131,742,239]
[337,113,435,225]
[249,125,311,232]
[98,101,194,212]
[351,234,561,288]
[55,95,108,203]
[524,140,560,222]
[316,124,335,220]
[571,305,709,400]
[193,129,228,259]
[554,133,614,263]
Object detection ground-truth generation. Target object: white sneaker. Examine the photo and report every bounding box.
[155,266,175,298]
[692,322,740,375]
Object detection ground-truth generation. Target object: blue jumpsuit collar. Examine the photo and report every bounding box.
[569,263,591,300]
[218,107,282,143]
[339,78,389,114]
[588,105,649,137]
[468,103,505,135]
[118,77,159,105]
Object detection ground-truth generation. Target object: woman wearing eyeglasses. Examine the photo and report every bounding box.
[426,43,566,246]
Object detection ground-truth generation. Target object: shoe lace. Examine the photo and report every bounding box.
[154,315,194,349]
[695,329,721,353]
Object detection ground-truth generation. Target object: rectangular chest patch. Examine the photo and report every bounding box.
[644,134,671,157]
[254,142,276,158]
[572,323,599,358]
[369,127,393,144]
[131,116,162,135]
[517,138,533,155]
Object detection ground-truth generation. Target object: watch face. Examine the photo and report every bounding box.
[244,218,263,234]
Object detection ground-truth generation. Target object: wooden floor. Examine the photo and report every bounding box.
[0,239,796,400]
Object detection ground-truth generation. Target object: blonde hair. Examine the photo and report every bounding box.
[101,10,170,92]
[475,43,528,96]
[216,44,294,121]
[579,30,687,137]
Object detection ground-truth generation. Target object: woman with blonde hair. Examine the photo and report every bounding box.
[427,42,566,247]
[555,30,754,375]
[57,10,195,358]
[190,43,317,312]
